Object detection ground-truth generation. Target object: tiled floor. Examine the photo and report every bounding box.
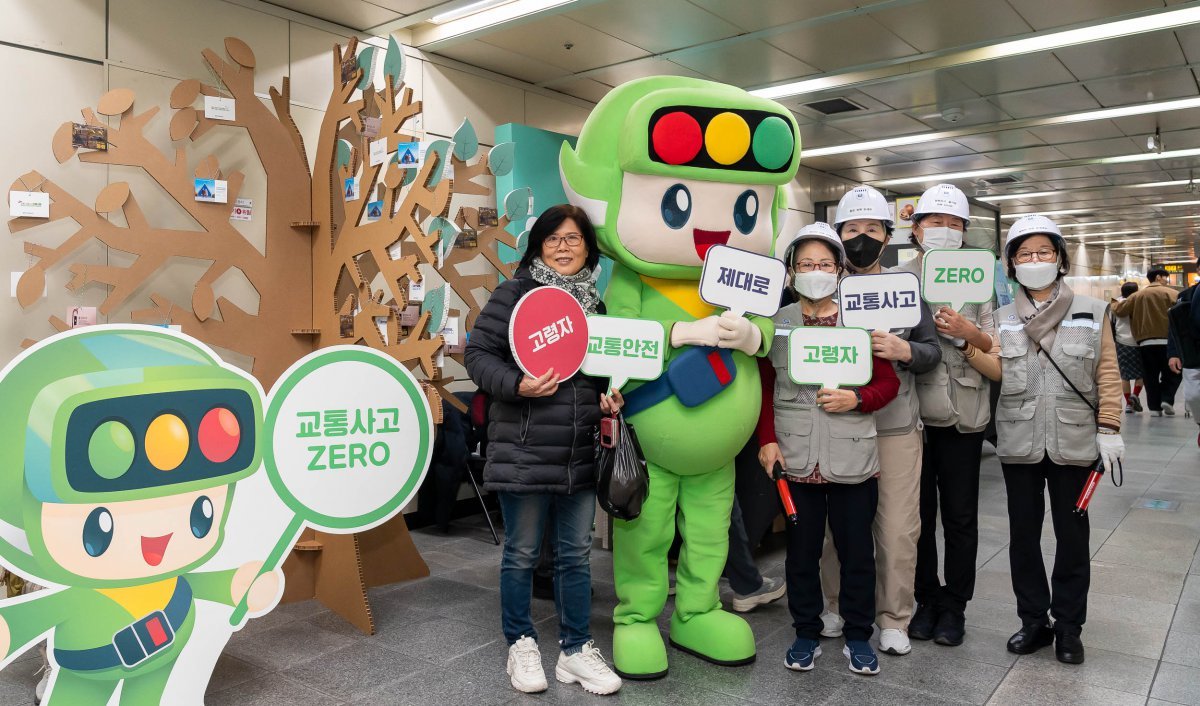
[3,412,1199,705]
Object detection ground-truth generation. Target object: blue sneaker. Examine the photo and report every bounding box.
[785,637,821,671]
[843,640,880,675]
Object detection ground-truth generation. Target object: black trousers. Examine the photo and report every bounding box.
[915,425,984,613]
[1002,457,1091,635]
[1140,344,1183,411]
[723,495,763,595]
[785,478,878,641]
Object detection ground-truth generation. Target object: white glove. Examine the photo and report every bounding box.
[716,311,762,355]
[670,316,722,348]
[1096,432,1124,474]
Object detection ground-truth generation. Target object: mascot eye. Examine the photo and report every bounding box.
[190,495,215,539]
[83,507,114,557]
[660,184,691,230]
[734,190,758,235]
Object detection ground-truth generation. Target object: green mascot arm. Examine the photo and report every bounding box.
[747,315,774,357]
[186,568,240,606]
[0,588,73,659]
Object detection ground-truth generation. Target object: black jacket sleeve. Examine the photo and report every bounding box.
[901,300,943,375]
[465,279,527,402]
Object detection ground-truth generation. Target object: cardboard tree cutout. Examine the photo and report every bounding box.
[560,77,799,678]
[0,325,432,705]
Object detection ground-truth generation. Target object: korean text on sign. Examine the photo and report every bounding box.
[528,315,575,352]
[580,315,666,390]
[787,326,873,389]
[699,244,787,317]
[837,271,922,330]
[508,287,590,379]
[921,248,997,311]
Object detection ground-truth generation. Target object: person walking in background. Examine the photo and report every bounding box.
[465,204,623,696]
[993,215,1124,666]
[1167,258,1200,446]
[1115,267,1182,416]
[1113,282,1144,413]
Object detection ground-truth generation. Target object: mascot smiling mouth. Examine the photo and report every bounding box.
[693,229,730,260]
[141,534,173,567]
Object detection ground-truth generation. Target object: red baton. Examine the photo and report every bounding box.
[773,462,798,525]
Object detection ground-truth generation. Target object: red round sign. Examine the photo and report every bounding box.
[508,286,589,380]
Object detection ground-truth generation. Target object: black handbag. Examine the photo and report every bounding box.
[595,413,649,520]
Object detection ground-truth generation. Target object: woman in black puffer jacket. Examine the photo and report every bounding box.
[465,204,623,696]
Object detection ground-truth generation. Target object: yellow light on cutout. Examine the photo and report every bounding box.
[146,414,189,471]
[705,112,751,166]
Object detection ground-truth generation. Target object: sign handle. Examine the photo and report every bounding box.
[228,514,305,627]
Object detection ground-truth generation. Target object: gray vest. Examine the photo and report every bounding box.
[768,303,879,484]
[994,295,1107,467]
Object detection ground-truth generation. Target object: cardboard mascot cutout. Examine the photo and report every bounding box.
[560,76,800,678]
[0,326,433,704]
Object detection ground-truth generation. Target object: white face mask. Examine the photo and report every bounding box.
[1015,261,1059,290]
[793,271,838,300]
[919,226,964,251]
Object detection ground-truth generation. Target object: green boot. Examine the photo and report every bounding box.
[613,621,669,679]
[669,609,756,666]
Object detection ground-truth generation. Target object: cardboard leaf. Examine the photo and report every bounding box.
[170,79,201,108]
[52,122,77,164]
[515,230,529,258]
[95,182,131,213]
[224,37,256,68]
[383,35,405,86]
[16,267,45,308]
[193,282,215,321]
[424,140,452,188]
[356,46,377,91]
[429,217,461,253]
[488,142,515,177]
[170,107,197,140]
[97,88,135,116]
[504,187,532,222]
[421,284,449,334]
[452,119,478,161]
[336,139,354,170]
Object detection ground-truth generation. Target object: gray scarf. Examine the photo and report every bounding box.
[1016,281,1073,354]
[529,257,600,314]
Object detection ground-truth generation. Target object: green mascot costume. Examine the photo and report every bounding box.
[0,328,275,705]
[560,76,800,678]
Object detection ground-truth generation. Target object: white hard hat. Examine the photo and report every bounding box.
[1005,214,1064,260]
[780,221,846,266]
[834,185,893,228]
[912,183,971,228]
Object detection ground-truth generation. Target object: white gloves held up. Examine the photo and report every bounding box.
[1096,432,1124,474]
[669,312,762,356]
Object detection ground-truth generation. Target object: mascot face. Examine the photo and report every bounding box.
[560,76,801,280]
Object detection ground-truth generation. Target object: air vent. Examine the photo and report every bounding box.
[802,97,866,115]
[983,175,1022,185]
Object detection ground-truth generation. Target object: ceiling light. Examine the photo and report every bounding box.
[980,179,1193,204]
[752,6,1200,100]
[1001,208,1094,219]
[1058,221,1121,229]
[1066,231,1142,239]
[429,0,516,23]
[415,0,579,44]
[979,190,1059,202]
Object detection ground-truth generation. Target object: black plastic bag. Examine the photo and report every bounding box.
[596,414,649,520]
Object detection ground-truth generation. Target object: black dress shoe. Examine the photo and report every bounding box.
[909,603,939,641]
[1007,622,1054,655]
[933,609,965,646]
[1055,631,1085,664]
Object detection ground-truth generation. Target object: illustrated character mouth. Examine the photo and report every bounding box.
[693,229,731,260]
[141,534,173,567]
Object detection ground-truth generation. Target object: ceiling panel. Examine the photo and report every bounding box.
[864,153,1001,180]
[1053,30,1186,81]
[765,15,917,73]
[829,110,938,139]
[949,54,1076,95]
[797,122,859,149]
[985,145,1072,164]
[1107,170,1176,184]
[567,0,740,54]
[1023,166,1106,181]
[1004,0,1166,31]
[1173,25,1200,63]
[672,39,817,87]
[550,77,614,103]
[1112,108,1200,136]
[782,88,895,119]
[1026,120,1129,144]
[686,0,862,33]
[855,72,978,111]
[476,15,648,74]
[886,139,978,160]
[954,129,1046,152]
[583,57,712,86]
[262,0,400,30]
[869,0,1031,53]
[906,97,1013,129]
[803,151,910,173]
[1084,67,1198,107]
[990,84,1102,118]
[1055,136,1143,159]
[367,0,446,12]
[434,40,570,84]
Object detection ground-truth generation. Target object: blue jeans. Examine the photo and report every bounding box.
[497,489,596,651]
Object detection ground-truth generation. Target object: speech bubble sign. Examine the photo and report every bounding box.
[580,315,666,391]
[699,244,787,317]
[838,271,923,331]
[922,248,997,311]
[509,286,589,380]
[788,327,873,389]
[230,346,433,624]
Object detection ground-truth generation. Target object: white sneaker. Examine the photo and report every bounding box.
[732,576,787,613]
[1164,403,1176,416]
[34,649,49,704]
[507,636,548,693]
[556,641,622,695]
[879,628,911,656]
[820,610,844,638]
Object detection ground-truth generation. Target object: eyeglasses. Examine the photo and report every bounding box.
[795,260,838,273]
[1014,248,1057,264]
[543,233,583,249]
